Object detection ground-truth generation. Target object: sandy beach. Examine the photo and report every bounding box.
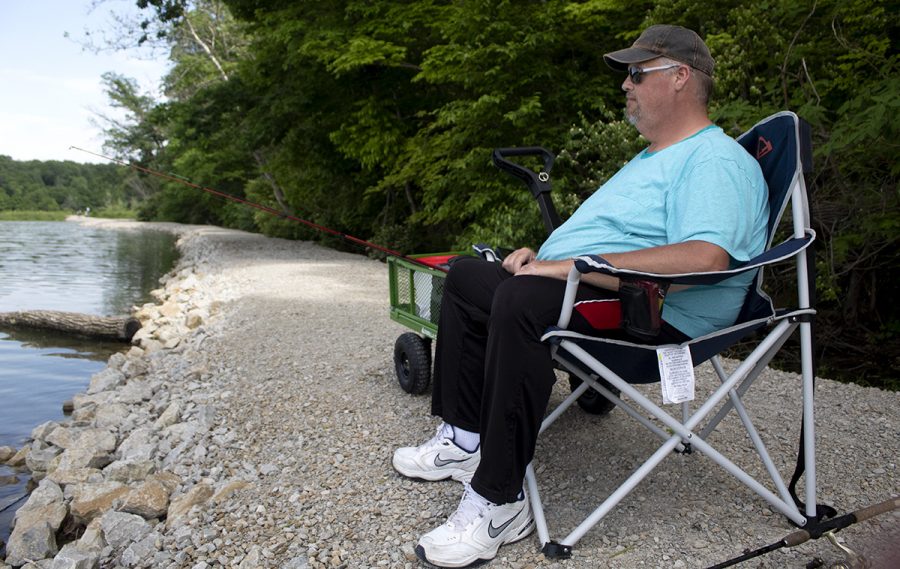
[1,218,897,569]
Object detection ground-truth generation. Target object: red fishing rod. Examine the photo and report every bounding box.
[69,146,446,272]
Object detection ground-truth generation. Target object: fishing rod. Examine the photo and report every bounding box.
[69,146,447,272]
[707,495,900,569]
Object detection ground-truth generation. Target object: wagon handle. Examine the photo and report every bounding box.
[492,147,561,233]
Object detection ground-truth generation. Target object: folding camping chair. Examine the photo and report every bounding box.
[527,111,829,558]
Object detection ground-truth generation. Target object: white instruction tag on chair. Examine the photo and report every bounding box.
[657,345,695,404]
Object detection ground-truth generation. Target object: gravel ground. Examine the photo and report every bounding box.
[56,220,900,568]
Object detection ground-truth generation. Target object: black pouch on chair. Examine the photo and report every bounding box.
[619,279,669,340]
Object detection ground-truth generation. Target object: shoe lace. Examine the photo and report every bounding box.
[447,484,491,530]
[420,422,454,451]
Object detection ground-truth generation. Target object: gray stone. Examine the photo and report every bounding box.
[121,357,148,379]
[237,545,262,569]
[30,421,59,443]
[116,380,154,404]
[119,532,160,567]
[54,448,113,471]
[49,543,100,569]
[116,428,158,462]
[20,479,63,510]
[4,521,57,566]
[25,447,62,472]
[46,428,116,454]
[92,404,130,429]
[0,445,16,462]
[15,502,68,533]
[86,368,125,395]
[282,556,309,569]
[102,459,155,484]
[76,518,106,551]
[153,402,182,430]
[99,511,152,549]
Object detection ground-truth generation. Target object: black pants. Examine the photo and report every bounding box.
[432,257,688,505]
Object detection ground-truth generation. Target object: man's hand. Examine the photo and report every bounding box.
[502,247,574,280]
[501,247,536,274]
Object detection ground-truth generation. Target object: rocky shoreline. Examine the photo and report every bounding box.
[1,219,897,569]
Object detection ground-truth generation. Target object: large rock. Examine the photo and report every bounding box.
[119,532,160,567]
[49,542,100,569]
[69,482,130,525]
[115,380,154,405]
[166,483,213,527]
[46,428,116,454]
[19,479,63,510]
[120,357,148,379]
[76,518,106,551]
[117,479,169,519]
[91,403,130,429]
[46,468,103,487]
[0,445,16,462]
[86,368,125,395]
[116,428,158,462]
[25,447,62,473]
[53,448,112,471]
[14,502,68,533]
[7,446,29,467]
[102,460,155,484]
[30,421,59,443]
[99,511,151,550]
[4,520,58,566]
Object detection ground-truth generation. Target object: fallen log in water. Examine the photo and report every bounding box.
[0,310,141,342]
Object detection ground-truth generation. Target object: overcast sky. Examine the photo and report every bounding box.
[0,0,169,164]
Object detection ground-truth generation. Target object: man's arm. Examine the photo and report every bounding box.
[508,241,729,291]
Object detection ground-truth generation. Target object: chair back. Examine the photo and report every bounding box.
[734,111,812,324]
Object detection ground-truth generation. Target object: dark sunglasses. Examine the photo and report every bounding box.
[627,63,680,84]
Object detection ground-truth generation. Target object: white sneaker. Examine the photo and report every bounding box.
[415,484,534,567]
[393,423,480,483]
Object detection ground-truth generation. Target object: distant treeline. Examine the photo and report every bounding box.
[0,156,136,213]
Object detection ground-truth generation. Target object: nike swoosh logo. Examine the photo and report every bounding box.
[488,511,519,539]
[433,454,467,467]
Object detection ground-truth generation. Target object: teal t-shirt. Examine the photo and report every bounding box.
[537,126,768,338]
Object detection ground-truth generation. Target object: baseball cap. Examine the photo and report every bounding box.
[603,25,715,76]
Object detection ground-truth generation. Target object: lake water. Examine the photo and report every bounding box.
[0,221,177,548]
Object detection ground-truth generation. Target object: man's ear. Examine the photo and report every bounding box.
[673,65,692,92]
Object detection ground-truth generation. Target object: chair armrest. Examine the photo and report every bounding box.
[573,229,815,287]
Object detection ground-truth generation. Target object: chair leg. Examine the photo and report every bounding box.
[800,320,818,518]
[709,358,794,507]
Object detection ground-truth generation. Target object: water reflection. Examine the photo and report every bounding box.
[0,222,178,316]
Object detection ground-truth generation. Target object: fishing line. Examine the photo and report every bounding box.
[68,146,446,272]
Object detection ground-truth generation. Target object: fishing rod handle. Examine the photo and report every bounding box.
[783,495,900,547]
[853,495,900,522]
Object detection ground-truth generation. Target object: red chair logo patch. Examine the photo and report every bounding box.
[757,136,774,159]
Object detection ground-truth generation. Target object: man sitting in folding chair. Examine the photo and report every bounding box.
[392,24,769,567]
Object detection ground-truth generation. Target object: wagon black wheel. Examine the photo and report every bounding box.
[394,332,432,394]
[568,374,619,415]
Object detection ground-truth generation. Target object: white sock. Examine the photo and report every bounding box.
[450,425,480,453]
